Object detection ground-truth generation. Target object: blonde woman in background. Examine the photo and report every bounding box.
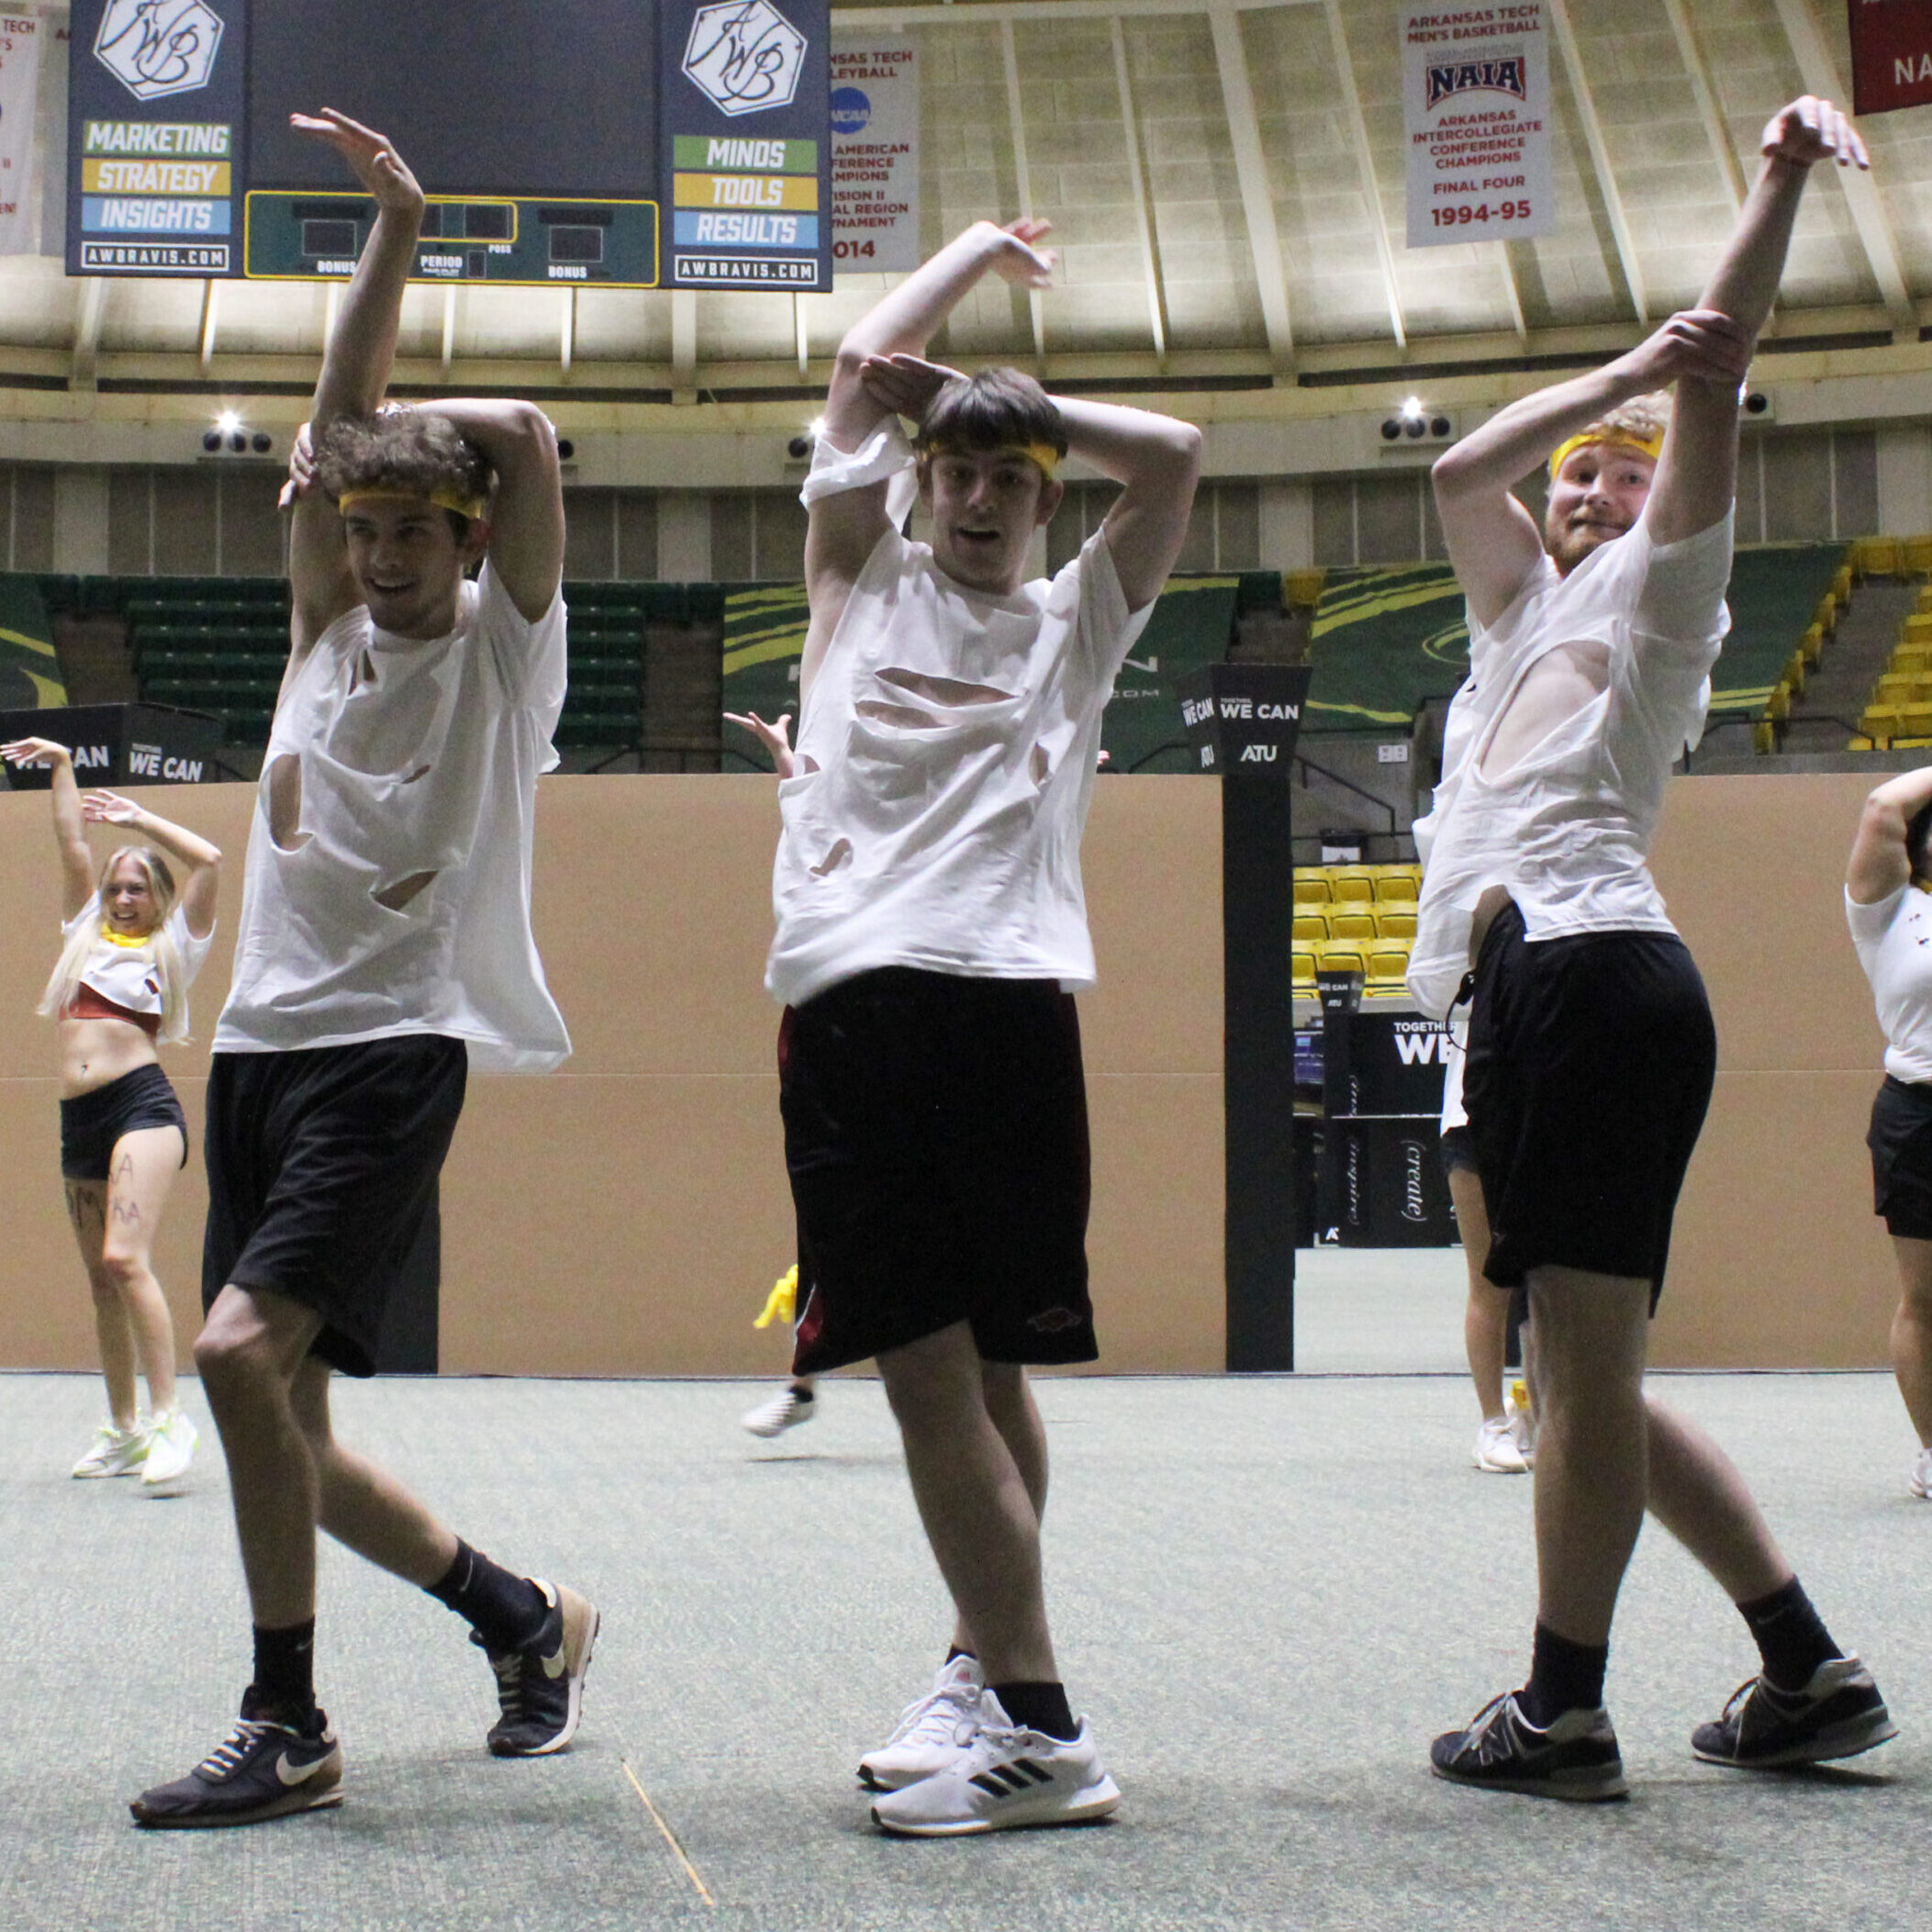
[2,736,219,1492]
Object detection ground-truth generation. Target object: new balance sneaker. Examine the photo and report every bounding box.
[140,1409,198,1494]
[1431,1692,1627,1801]
[1692,1656,1897,1770]
[742,1386,816,1438]
[475,1580,599,1756]
[1473,1414,1530,1474]
[130,1697,341,1828]
[870,1692,1121,1837]
[858,1653,985,1792]
[1910,1447,1932,1499]
[73,1418,150,1479]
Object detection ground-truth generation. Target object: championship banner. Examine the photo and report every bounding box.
[1848,0,1932,117]
[830,32,916,273]
[1402,4,1554,248]
[0,10,47,254]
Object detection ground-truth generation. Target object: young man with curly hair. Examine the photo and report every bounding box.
[132,111,592,1828]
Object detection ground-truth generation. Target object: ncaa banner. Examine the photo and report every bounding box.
[1402,4,1554,249]
[830,33,916,273]
[0,10,46,254]
[1848,0,1932,116]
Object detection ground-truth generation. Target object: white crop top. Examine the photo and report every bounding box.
[766,420,1152,1008]
[61,891,213,1022]
[1847,883,1932,1086]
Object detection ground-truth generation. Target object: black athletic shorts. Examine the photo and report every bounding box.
[60,1062,188,1180]
[1464,901,1715,1308]
[778,966,1098,1377]
[201,1035,468,1378]
[1438,1122,1479,1177]
[1869,1076,1932,1240]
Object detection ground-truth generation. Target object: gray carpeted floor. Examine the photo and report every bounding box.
[2,1357,1926,1932]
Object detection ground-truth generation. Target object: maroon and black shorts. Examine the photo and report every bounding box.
[778,966,1098,1377]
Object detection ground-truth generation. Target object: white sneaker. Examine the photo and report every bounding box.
[141,1409,198,1493]
[870,1692,1122,1837]
[858,1654,985,1792]
[1473,1414,1530,1474]
[72,1419,151,1479]
[742,1387,817,1437]
[1910,1447,1932,1499]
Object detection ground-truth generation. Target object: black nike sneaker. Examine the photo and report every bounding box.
[474,1579,599,1756]
[1692,1656,1897,1769]
[130,1692,341,1828]
[1431,1690,1628,1801]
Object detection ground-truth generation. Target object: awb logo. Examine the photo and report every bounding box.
[95,0,224,103]
[1426,55,1526,111]
[683,0,808,117]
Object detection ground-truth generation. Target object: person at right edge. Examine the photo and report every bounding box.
[1412,95,1895,1801]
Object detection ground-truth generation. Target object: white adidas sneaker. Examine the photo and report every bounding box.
[1910,1446,1932,1500]
[1473,1413,1529,1474]
[140,1408,198,1493]
[870,1692,1121,1837]
[858,1654,984,1792]
[72,1418,151,1479]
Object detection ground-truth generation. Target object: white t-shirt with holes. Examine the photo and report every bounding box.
[1848,884,1932,1085]
[1407,512,1730,1019]
[766,426,1152,1007]
[63,891,213,1019]
[215,563,572,1071]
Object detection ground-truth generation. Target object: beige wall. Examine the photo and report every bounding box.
[0,776,1227,1378]
[0,768,1897,1375]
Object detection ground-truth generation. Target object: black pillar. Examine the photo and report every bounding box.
[1178,664,1312,1372]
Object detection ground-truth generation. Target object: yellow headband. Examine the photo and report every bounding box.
[1548,428,1665,480]
[338,486,488,521]
[916,439,1061,481]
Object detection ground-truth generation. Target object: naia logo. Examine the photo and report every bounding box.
[1426,55,1527,111]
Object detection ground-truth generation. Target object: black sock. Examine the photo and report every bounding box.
[1520,1622,1608,1727]
[945,1644,977,1668]
[789,1382,815,1402]
[992,1680,1077,1742]
[249,1618,318,1723]
[426,1541,549,1653]
[1737,1576,1838,1692]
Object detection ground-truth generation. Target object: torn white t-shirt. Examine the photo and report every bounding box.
[766,420,1152,1008]
[1407,512,1729,1019]
[215,562,572,1072]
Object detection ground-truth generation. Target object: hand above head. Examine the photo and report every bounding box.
[289,108,426,214]
[724,709,795,773]
[1622,307,1756,391]
[984,217,1055,288]
[81,790,142,825]
[278,419,318,512]
[858,352,966,421]
[1760,95,1869,172]
[1,736,71,767]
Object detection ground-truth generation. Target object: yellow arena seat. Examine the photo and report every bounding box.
[1293,911,1329,944]
[1899,704,1932,741]
[1319,942,1368,977]
[1785,651,1807,696]
[1376,909,1417,940]
[1365,947,1412,994]
[1906,536,1932,579]
[1373,871,1419,905]
[1328,910,1377,941]
[1858,536,1903,579]
[1832,563,1853,605]
[1329,865,1377,904]
[1293,875,1333,908]
[1284,567,1327,609]
[1291,946,1317,990]
[1893,643,1932,675]
[1905,614,1932,645]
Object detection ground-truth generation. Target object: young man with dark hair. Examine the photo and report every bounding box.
[1413,96,1894,1801]
[131,111,593,1829]
[771,218,1199,1835]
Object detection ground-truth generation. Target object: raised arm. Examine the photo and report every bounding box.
[82,791,221,939]
[403,397,564,622]
[285,111,426,655]
[1053,396,1201,613]
[1,737,94,916]
[724,709,795,778]
[805,218,1055,606]
[1848,765,1932,905]
[1646,97,1867,548]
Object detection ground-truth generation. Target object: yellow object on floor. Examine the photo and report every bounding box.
[754,1265,798,1330]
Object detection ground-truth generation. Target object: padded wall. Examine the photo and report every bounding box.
[0,769,1896,1374]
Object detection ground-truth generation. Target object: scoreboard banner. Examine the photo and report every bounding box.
[67,0,833,291]
[1848,0,1932,116]
[830,33,918,273]
[660,0,832,288]
[1402,4,1554,250]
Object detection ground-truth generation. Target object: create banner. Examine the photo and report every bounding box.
[0,11,47,255]
[1402,4,1554,249]
[830,32,916,272]
[1848,0,1932,116]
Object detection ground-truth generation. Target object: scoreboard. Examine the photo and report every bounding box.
[66,0,832,292]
